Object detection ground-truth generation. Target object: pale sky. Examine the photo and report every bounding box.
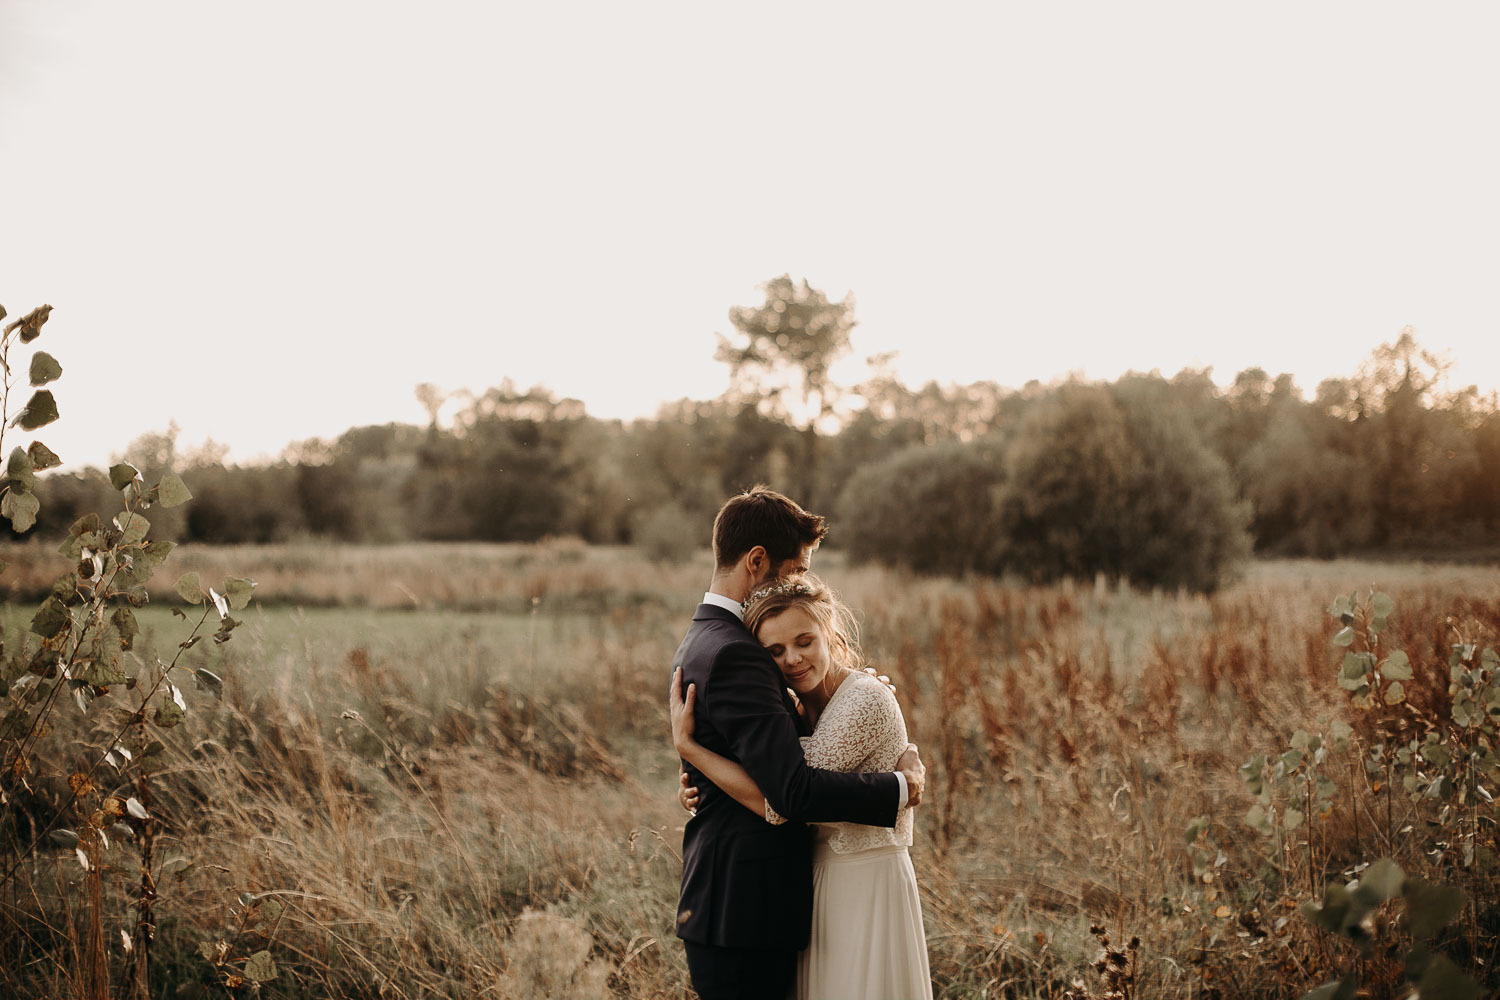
[2,2,1497,470]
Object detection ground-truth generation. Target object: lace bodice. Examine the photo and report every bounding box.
[764,673,914,853]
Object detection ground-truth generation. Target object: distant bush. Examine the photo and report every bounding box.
[994,381,1251,593]
[836,439,1007,574]
[632,502,702,563]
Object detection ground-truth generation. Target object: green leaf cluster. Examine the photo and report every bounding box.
[1450,645,1500,731]
[1329,591,1411,708]
[0,308,64,533]
[1298,859,1478,999]
[1240,727,1341,844]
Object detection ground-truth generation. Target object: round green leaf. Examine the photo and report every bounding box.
[5,304,52,342]
[27,441,62,470]
[29,595,70,637]
[152,683,186,729]
[156,473,192,508]
[174,571,204,604]
[222,576,256,610]
[1300,882,1352,934]
[1404,878,1467,940]
[114,512,150,545]
[6,447,35,491]
[1381,650,1413,681]
[28,351,62,386]
[109,463,140,492]
[2,489,40,532]
[16,389,59,430]
[1245,803,1272,835]
[111,607,140,651]
[1354,858,1404,904]
[244,950,278,983]
[1413,954,1482,1000]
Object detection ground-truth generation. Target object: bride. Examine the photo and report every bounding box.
[671,574,932,1000]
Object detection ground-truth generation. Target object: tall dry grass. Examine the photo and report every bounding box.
[2,544,1497,997]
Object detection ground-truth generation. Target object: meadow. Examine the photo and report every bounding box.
[2,540,1498,998]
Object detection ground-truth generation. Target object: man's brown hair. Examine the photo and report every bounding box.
[712,485,827,569]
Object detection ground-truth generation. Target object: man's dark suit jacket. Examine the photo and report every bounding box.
[674,602,899,953]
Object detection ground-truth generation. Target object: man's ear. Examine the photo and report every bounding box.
[744,545,769,577]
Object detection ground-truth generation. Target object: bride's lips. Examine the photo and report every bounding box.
[783,666,813,685]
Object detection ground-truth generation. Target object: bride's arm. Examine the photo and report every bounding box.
[671,667,772,819]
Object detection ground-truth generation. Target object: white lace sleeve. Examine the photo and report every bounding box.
[802,679,904,773]
[759,678,912,847]
[810,675,916,854]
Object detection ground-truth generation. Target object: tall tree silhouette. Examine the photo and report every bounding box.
[715,275,856,429]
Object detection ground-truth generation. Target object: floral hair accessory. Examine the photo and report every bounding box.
[743,579,813,610]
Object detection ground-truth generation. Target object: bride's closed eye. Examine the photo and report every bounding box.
[764,635,813,658]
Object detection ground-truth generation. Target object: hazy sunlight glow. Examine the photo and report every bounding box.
[1,1,1496,468]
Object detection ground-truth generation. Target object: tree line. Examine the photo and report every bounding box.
[15,277,1500,592]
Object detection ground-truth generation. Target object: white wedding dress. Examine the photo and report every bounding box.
[766,673,933,1000]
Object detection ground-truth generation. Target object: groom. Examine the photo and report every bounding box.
[672,485,925,1000]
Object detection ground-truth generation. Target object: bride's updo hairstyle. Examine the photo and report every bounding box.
[743,573,865,672]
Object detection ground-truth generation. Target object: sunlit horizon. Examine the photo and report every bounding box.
[3,1,1496,470]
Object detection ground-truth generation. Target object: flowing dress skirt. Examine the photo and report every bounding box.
[798,843,932,1000]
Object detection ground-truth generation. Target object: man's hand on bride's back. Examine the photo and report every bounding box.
[897,744,925,807]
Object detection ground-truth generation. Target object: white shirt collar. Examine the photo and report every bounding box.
[701,591,745,621]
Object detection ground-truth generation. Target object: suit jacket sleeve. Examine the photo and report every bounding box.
[703,638,899,827]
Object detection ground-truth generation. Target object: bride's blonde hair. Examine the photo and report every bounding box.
[743,573,864,672]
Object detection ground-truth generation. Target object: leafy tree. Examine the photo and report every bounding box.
[620,399,736,532]
[1238,397,1375,555]
[1109,377,1253,591]
[810,406,930,517]
[992,383,1135,584]
[994,380,1251,592]
[437,385,587,542]
[185,463,304,544]
[1461,408,1500,535]
[633,500,701,562]
[837,438,1007,574]
[716,275,855,428]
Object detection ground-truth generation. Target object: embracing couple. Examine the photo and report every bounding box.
[669,486,933,1000]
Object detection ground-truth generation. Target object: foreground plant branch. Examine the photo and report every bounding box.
[0,297,262,996]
